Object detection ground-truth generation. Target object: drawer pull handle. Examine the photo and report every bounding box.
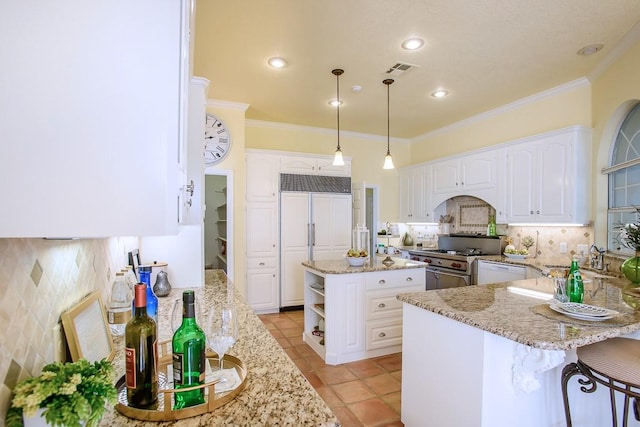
[406,277,413,281]
[378,303,386,308]
[379,279,386,284]
[259,262,265,266]
[378,332,386,338]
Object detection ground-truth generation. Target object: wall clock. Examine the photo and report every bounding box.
[204,113,231,165]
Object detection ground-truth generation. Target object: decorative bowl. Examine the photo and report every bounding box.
[504,253,528,259]
[345,256,368,267]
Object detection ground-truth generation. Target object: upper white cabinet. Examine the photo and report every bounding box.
[505,126,591,224]
[431,151,498,207]
[0,1,190,237]
[246,152,281,202]
[280,155,351,177]
[399,165,432,223]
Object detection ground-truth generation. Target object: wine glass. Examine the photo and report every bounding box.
[206,302,238,373]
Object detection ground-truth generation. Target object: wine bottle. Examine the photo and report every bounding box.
[125,283,158,409]
[133,265,158,324]
[172,290,207,409]
[107,272,132,336]
[567,257,584,303]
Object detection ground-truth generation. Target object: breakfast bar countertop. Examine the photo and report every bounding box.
[397,275,640,351]
[302,256,427,275]
[98,270,339,427]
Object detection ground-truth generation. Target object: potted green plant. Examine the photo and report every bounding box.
[617,215,640,283]
[5,358,117,427]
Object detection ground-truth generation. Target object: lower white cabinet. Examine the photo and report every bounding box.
[303,267,425,365]
[476,260,527,285]
[246,257,279,313]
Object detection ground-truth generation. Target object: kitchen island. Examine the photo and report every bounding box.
[302,257,426,365]
[398,275,640,427]
[99,270,339,426]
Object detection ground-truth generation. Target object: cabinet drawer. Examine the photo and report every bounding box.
[247,257,277,269]
[365,269,425,290]
[365,319,403,351]
[365,285,422,320]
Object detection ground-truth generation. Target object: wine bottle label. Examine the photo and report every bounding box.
[108,309,132,324]
[125,347,136,388]
[173,353,184,384]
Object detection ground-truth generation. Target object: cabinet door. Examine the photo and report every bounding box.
[246,267,279,312]
[410,167,427,222]
[246,202,278,258]
[280,156,318,174]
[537,136,571,222]
[280,193,310,307]
[432,159,460,195]
[246,153,280,202]
[311,194,352,260]
[461,151,497,191]
[317,158,351,177]
[506,145,537,222]
[399,170,413,222]
[0,1,186,237]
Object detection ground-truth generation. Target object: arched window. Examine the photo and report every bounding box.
[606,102,640,253]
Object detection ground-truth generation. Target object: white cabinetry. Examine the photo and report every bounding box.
[245,202,279,312]
[303,267,425,365]
[505,126,591,224]
[0,1,190,237]
[399,165,433,222]
[431,151,498,208]
[280,155,351,176]
[476,260,527,285]
[246,153,280,202]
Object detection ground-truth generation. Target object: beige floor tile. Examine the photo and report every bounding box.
[331,406,365,427]
[364,373,401,396]
[331,380,375,403]
[315,365,357,385]
[348,398,399,427]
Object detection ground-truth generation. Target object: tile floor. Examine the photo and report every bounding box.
[259,310,404,427]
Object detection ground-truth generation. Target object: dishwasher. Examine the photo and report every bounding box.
[476,260,527,285]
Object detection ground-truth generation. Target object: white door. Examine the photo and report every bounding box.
[280,193,311,307]
[312,194,352,261]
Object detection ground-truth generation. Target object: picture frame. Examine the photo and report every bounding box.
[61,291,115,362]
[128,249,141,280]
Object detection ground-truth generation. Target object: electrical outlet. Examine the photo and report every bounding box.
[577,244,589,256]
[560,242,567,253]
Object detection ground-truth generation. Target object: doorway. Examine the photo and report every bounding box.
[204,172,233,280]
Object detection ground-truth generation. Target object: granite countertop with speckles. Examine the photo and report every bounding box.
[398,274,640,351]
[99,270,339,426]
[302,256,427,274]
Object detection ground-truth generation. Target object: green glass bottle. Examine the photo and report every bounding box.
[172,290,206,408]
[125,283,158,409]
[566,257,584,303]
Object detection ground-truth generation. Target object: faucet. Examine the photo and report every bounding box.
[590,244,606,271]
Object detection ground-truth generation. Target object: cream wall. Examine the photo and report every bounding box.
[409,80,593,163]
[245,122,412,224]
[590,39,640,247]
[205,104,247,296]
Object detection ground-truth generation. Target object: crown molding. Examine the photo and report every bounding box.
[412,77,591,141]
[246,119,411,144]
[207,99,250,112]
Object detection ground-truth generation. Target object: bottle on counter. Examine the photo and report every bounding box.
[172,290,207,409]
[566,257,584,303]
[106,272,132,336]
[125,283,158,409]
[486,215,497,237]
[132,265,158,324]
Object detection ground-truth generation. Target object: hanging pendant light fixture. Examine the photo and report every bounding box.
[383,78,395,170]
[332,68,345,166]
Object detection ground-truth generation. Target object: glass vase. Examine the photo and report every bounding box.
[621,252,640,284]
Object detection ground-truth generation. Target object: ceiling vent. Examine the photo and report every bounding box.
[385,61,420,76]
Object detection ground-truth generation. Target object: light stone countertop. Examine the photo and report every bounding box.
[99,270,339,427]
[302,256,427,274]
[397,275,640,350]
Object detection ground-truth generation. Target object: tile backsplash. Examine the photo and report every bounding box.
[0,237,138,421]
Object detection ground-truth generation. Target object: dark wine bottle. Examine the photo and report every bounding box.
[172,290,206,408]
[125,283,158,409]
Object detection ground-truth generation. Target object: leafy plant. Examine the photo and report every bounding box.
[5,358,117,427]
[613,207,640,252]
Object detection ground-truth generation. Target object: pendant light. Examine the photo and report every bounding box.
[383,78,395,170]
[332,69,345,166]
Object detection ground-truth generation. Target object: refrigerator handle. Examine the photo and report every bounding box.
[307,223,310,246]
[312,223,316,246]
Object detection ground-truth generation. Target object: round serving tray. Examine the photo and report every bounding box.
[115,350,247,421]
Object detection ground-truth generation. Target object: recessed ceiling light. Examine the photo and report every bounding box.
[268,57,288,68]
[401,38,424,50]
[431,89,449,98]
[577,44,604,56]
[329,99,343,107]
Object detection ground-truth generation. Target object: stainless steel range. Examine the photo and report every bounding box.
[408,234,505,290]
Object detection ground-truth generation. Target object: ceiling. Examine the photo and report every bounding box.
[194,1,640,139]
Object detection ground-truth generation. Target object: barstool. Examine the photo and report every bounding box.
[562,338,640,427]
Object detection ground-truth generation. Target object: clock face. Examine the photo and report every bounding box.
[204,114,231,165]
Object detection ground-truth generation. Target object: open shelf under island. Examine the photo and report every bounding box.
[302,257,427,365]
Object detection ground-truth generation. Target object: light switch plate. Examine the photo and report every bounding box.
[560,242,567,253]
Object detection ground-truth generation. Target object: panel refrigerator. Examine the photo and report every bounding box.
[280,192,352,308]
